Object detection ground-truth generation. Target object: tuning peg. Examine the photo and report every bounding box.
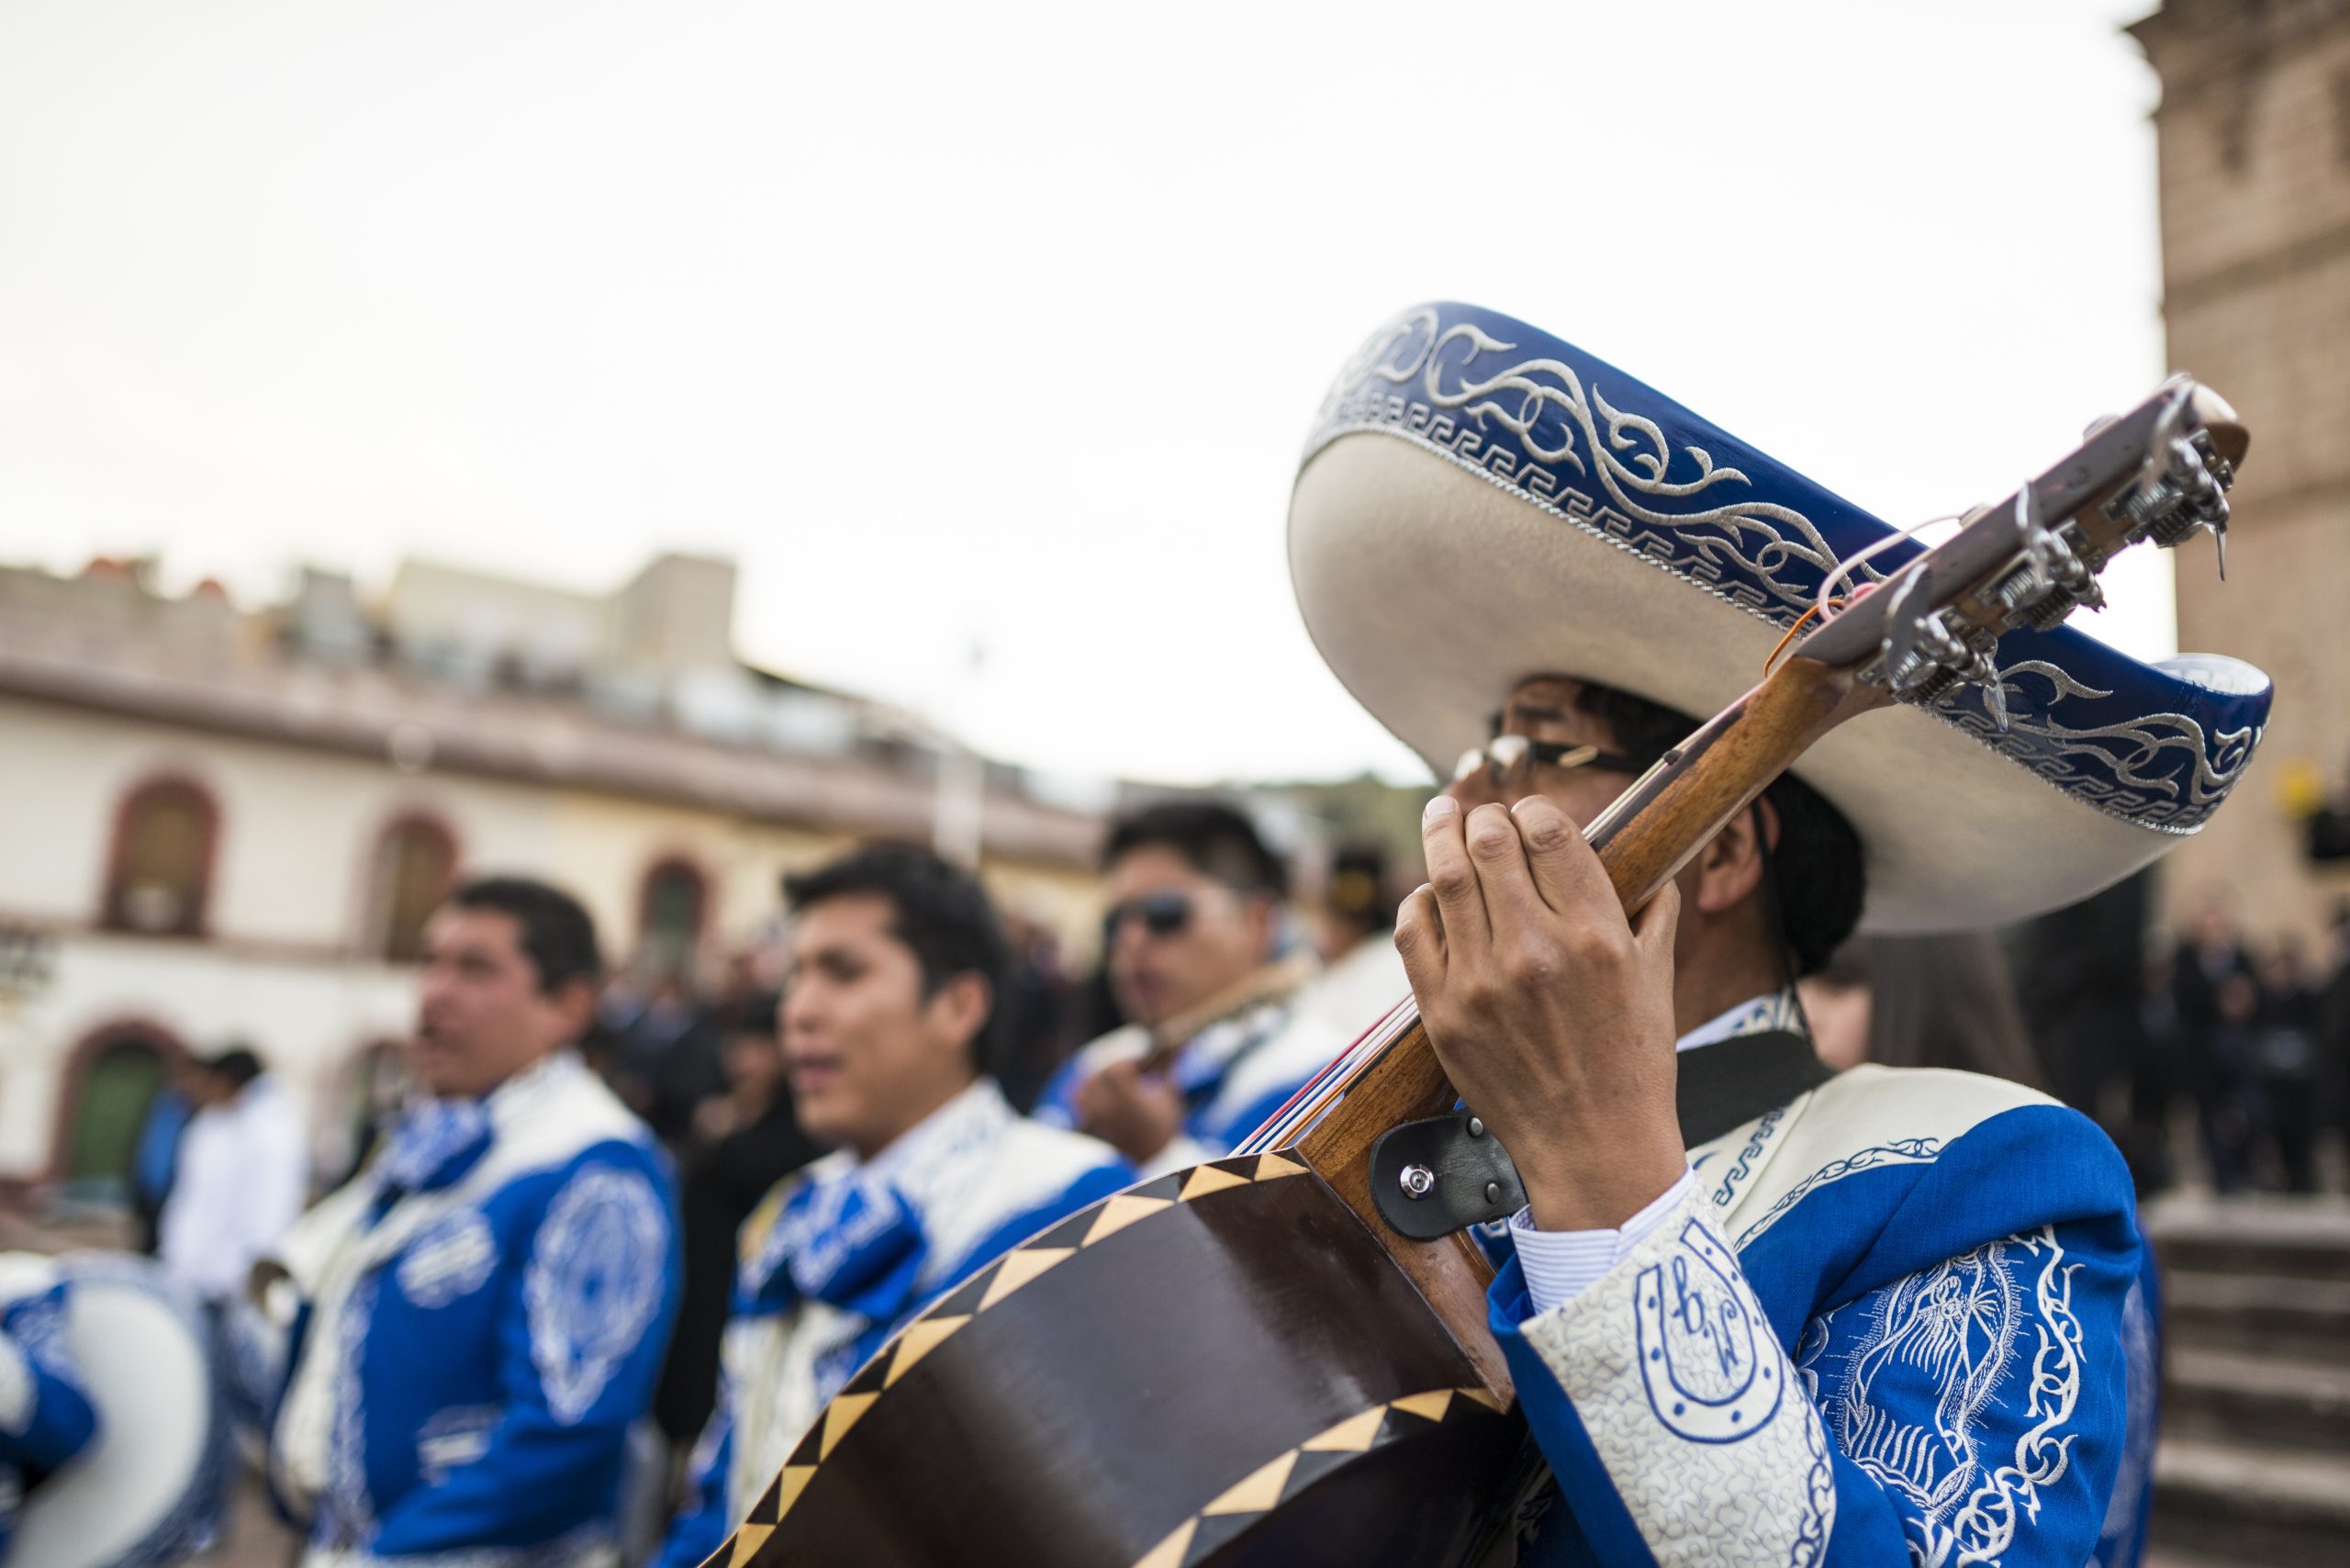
[1877,566,1928,693]
[1993,480,2106,632]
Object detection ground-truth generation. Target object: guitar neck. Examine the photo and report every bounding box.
[1280,655,1881,1394]
[1583,655,1884,912]
[1136,950,1319,1074]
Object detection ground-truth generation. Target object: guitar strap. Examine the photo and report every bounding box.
[1674,1029,1834,1148]
[1371,1029,1832,1241]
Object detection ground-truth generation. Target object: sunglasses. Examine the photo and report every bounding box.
[1102,890,1195,942]
[1452,734,1650,788]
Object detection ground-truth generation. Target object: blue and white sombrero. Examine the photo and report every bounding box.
[1288,302,2272,933]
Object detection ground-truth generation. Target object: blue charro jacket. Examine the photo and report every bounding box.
[655,1079,1131,1568]
[1483,1065,2154,1568]
[267,1053,679,1566]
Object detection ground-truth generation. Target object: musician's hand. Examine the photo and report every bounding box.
[1074,1058,1187,1166]
[1395,794,1686,1232]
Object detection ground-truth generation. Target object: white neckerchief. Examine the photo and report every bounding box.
[726,1079,1020,1513]
[1675,990,1801,1054]
[795,1079,1017,1278]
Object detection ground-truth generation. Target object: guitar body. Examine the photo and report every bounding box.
[733,1148,1523,1568]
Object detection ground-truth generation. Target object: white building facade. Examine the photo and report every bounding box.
[0,554,1109,1195]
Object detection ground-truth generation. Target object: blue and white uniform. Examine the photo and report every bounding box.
[1038,940,1407,1178]
[1483,999,2155,1568]
[655,1079,1131,1568]
[266,1051,679,1568]
[0,1268,97,1562]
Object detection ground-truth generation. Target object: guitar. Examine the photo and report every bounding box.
[705,377,2245,1568]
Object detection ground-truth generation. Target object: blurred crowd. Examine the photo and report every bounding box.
[2132,904,2350,1197]
[1799,896,2350,1202]
[51,790,2350,1566]
[85,802,1407,1566]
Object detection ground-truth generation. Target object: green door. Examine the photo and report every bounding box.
[68,1037,172,1203]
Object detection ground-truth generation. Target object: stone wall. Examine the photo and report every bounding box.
[2136,0,2350,942]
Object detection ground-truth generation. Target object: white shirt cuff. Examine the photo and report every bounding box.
[1511,1169,1696,1315]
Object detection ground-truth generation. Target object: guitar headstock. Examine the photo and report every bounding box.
[1793,375,2246,725]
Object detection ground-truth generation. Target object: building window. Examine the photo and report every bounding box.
[102,777,219,936]
[375,816,460,962]
[638,857,709,980]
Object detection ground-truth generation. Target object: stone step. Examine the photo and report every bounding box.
[2164,1271,2350,1365]
[2164,1347,2350,1451]
[2152,1439,2350,1563]
[2145,1195,2350,1282]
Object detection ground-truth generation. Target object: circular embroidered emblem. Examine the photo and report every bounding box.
[397,1213,498,1309]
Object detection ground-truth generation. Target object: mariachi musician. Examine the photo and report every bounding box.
[696,302,2255,1568]
[1281,302,2261,1566]
[1035,801,1321,1178]
[655,845,1133,1568]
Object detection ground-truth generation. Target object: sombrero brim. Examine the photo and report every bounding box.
[1289,304,2272,934]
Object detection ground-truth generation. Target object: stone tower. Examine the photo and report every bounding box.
[2133,0,2350,944]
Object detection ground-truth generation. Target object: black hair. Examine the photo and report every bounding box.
[724,990,782,1038]
[445,876,606,995]
[1570,683,1864,977]
[783,843,1007,1058]
[203,1046,263,1089]
[1102,800,1288,901]
[1326,842,1396,932]
[1827,935,2049,1092]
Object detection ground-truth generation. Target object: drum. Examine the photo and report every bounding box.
[9,1252,229,1568]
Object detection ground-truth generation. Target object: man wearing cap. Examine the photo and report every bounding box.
[1287,304,2265,1566]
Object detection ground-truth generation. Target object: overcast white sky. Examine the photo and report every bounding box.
[0,0,2176,785]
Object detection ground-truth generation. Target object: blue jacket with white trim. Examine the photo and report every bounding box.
[1485,1065,2151,1568]
[267,1054,680,1567]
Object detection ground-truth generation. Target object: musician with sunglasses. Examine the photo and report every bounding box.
[1035,801,1335,1177]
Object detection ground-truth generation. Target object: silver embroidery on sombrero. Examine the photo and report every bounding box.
[1957,662,2262,832]
[1314,307,1852,622]
[1305,305,2260,836]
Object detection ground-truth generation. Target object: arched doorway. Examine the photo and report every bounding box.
[637,856,711,981]
[53,1022,188,1208]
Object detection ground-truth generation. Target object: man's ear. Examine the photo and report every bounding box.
[551,977,600,1044]
[929,972,994,1061]
[1244,894,1281,961]
[1691,801,1774,917]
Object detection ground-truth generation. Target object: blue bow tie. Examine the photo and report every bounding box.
[740,1169,927,1326]
[376,1098,494,1200]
